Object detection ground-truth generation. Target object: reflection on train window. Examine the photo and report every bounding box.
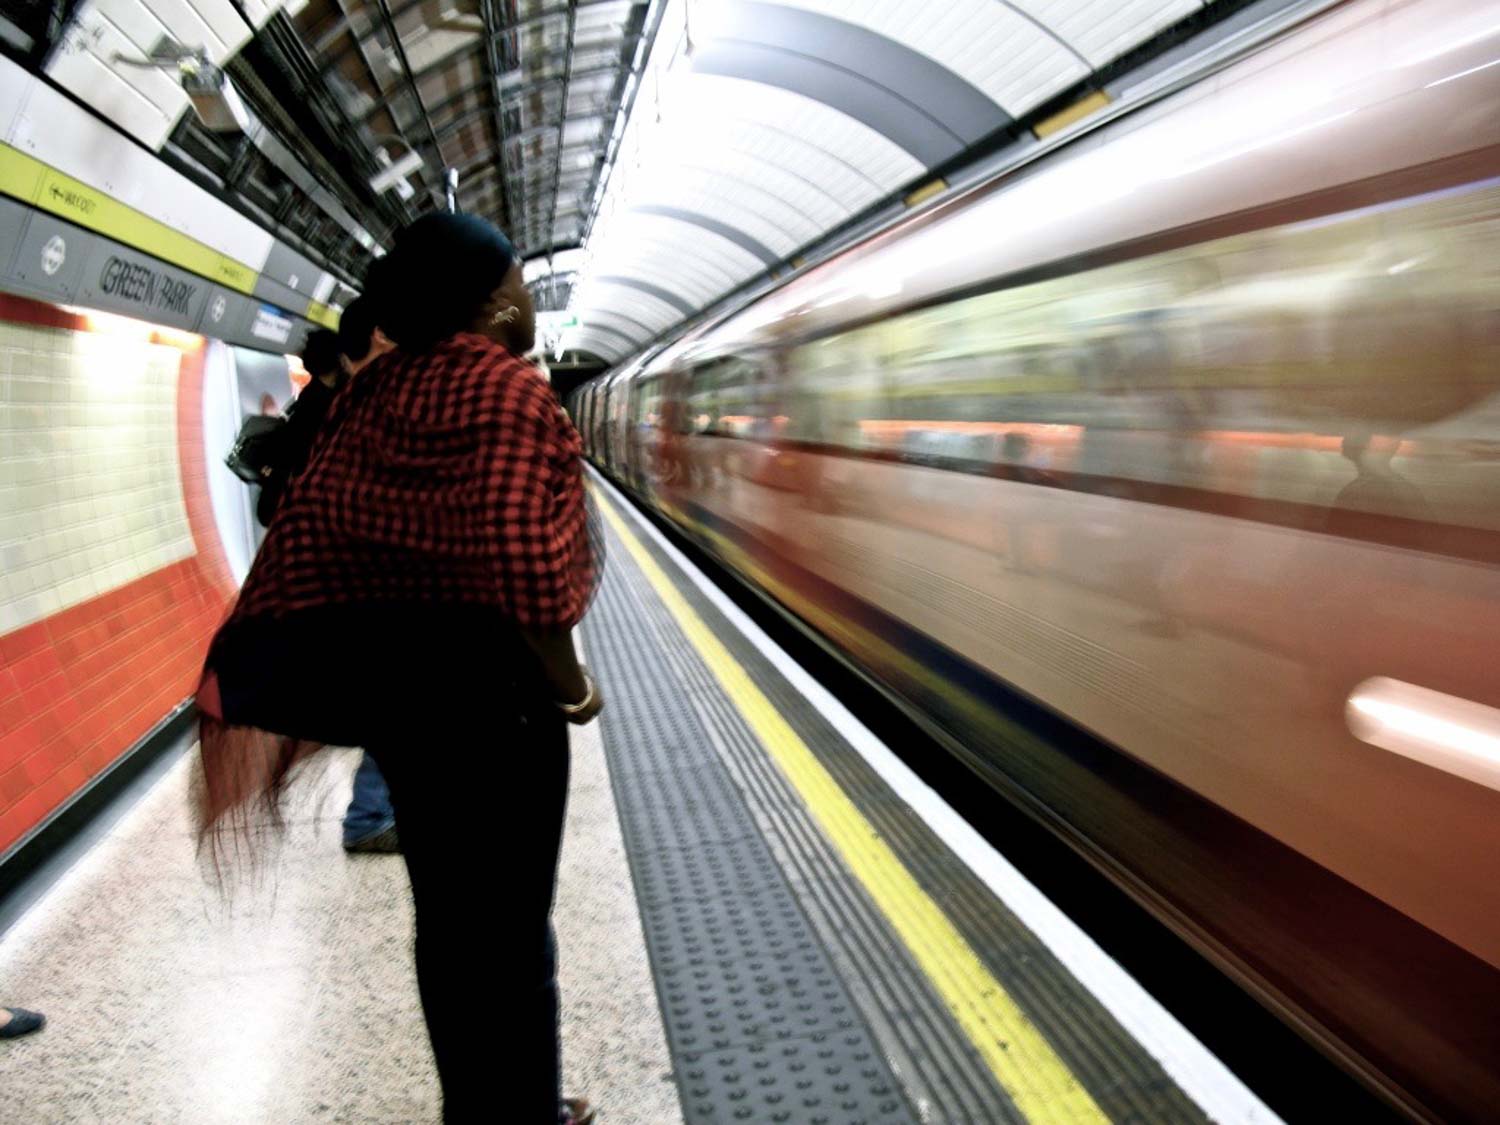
[633,372,664,432]
[688,354,769,437]
[779,179,1500,532]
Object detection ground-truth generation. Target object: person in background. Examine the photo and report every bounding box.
[0,1006,44,1039]
[246,304,403,855]
[331,298,401,856]
[196,212,602,1125]
[255,327,342,528]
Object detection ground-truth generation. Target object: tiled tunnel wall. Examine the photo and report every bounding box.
[0,292,237,855]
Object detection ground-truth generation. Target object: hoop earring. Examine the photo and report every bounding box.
[491,306,519,325]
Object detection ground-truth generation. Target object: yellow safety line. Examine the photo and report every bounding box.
[596,492,1109,1125]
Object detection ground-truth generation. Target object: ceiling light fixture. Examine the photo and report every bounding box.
[114,36,248,133]
[368,139,427,196]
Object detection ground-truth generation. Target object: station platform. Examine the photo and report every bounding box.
[0,475,1275,1124]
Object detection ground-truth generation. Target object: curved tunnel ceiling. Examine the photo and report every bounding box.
[225,0,1230,357]
[562,0,1210,360]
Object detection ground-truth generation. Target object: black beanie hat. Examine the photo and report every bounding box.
[365,212,518,352]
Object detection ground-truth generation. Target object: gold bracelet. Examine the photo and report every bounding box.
[557,670,596,715]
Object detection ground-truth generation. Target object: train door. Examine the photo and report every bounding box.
[606,374,631,476]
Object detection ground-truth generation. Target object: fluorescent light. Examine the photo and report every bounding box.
[1347,677,1500,792]
[369,149,425,194]
[1424,56,1500,89]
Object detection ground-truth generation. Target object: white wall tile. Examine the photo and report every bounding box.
[0,318,195,635]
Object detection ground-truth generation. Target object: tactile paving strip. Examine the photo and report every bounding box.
[592,516,1020,1121]
[635,519,1211,1124]
[583,488,1221,1124]
[584,561,919,1125]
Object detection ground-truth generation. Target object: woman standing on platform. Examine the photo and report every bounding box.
[194,212,602,1125]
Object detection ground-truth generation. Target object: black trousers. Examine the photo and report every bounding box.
[369,709,570,1124]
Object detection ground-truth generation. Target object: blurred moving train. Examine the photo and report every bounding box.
[570,0,1500,1118]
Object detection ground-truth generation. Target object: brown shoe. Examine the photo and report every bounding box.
[562,1097,596,1125]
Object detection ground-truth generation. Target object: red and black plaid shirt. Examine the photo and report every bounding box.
[229,332,596,631]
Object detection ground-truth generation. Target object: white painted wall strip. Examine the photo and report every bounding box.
[1,53,275,273]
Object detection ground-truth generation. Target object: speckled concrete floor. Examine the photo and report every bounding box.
[0,723,682,1124]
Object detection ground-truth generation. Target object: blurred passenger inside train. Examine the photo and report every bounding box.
[1001,431,1057,489]
[194,211,602,1125]
[1326,434,1429,541]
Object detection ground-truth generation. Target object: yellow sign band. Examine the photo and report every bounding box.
[0,143,259,294]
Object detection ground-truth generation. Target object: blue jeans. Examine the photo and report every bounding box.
[342,751,396,846]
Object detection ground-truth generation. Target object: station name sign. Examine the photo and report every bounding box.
[98,255,197,318]
[250,304,294,346]
[1,198,315,353]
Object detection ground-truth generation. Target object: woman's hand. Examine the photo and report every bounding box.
[522,628,604,726]
[556,665,604,726]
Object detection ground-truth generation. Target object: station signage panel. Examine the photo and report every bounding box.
[7,210,97,302]
[0,200,317,354]
[252,274,306,319]
[0,195,27,282]
[250,303,296,347]
[76,239,209,331]
[197,282,253,340]
[261,241,323,300]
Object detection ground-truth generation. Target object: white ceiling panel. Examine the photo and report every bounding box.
[0,53,30,140]
[586,251,734,305]
[241,0,277,28]
[196,0,262,47]
[699,129,895,217]
[584,309,654,338]
[664,169,823,246]
[581,285,679,319]
[771,0,1085,115]
[683,148,850,231]
[637,186,807,256]
[46,1,187,149]
[3,53,274,268]
[563,117,607,146]
[138,0,234,59]
[582,304,675,336]
[42,0,286,149]
[594,260,723,307]
[681,75,923,194]
[572,283,684,328]
[569,0,1216,358]
[569,330,629,359]
[1017,0,1203,69]
[592,223,762,284]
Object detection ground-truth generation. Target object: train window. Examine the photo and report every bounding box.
[774,177,1500,535]
[632,372,664,431]
[684,354,770,438]
[685,358,730,435]
[786,331,891,449]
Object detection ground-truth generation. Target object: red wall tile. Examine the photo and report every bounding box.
[0,294,237,856]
